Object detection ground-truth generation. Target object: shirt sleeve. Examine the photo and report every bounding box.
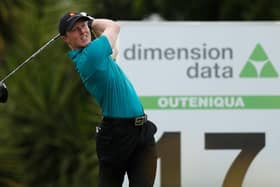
[76,35,113,82]
[87,35,112,65]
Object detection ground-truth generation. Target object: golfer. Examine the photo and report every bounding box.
[58,11,157,187]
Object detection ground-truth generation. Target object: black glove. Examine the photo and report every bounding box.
[80,12,94,29]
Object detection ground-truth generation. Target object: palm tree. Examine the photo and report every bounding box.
[0,1,28,62]
[0,0,101,187]
[0,124,26,187]
[0,2,31,187]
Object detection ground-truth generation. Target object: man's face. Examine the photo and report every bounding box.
[63,19,91,49]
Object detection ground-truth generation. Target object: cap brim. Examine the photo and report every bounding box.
[66,15,90,32]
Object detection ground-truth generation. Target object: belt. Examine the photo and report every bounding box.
[102,114,147,126]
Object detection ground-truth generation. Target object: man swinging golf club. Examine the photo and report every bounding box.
[58,11,158,187]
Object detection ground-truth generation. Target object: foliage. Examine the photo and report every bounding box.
[1,0,280,187]
[1,0,101,187]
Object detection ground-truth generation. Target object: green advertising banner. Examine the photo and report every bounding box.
[140,95,280,109]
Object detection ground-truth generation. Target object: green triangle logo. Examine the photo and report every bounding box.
[240,44,278,78]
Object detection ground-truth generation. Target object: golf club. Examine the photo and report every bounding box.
[0,33,60,103]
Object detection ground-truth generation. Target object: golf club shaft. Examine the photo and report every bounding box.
[0,33,61,83]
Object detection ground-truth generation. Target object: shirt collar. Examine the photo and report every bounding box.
[68,49,83,63]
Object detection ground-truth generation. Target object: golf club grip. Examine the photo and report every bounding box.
[0,33,60,83]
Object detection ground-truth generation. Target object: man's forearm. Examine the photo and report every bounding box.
[91,19,120,38]
[111,47,119,60]
[90,18,120,55]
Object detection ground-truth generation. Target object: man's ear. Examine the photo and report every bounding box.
[61,35,72,49]
[61,35,67,42]
[62,35,74,49]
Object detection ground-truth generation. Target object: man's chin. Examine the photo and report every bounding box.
[80,40,91,47]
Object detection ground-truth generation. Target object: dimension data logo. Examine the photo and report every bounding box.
[240,44,278,78]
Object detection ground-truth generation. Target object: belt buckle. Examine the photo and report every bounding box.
[134,115,146,126]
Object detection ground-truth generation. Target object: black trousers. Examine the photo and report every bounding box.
[96,119,157,187]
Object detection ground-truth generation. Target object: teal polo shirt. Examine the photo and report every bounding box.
[68,35,144,118]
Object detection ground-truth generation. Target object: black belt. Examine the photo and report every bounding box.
[102,114,147,126]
